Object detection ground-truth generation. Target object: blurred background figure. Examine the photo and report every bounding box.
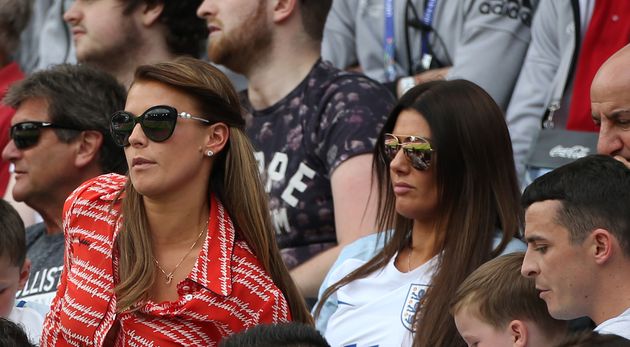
[592,44,630,164]
[16,0,76,73]
[323,0,537,107]
[64,0,207,88]
[507,0,630,186]
[0,0,31,197]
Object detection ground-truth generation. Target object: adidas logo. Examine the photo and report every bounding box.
[478,0,534,26]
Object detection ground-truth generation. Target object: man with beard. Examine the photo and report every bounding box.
[63,0,207,88]
[197,0,395,301]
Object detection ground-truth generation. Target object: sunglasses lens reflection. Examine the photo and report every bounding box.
[12,124,42,150]
[383,133,432,171]
[143,108,176,142]
[110,107,178,146]
[111,112,135,146]
[384,134,400,161]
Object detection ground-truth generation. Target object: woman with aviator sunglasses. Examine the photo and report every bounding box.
[315,80,525,346]
[41,57,311,346]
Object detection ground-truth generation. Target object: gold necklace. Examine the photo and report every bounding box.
[154,219,209,285]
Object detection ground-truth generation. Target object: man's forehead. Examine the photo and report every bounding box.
[591,47,630,102]
[12,98,50,121]
[524,201,563,233]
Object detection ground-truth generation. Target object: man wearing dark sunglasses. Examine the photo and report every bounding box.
[1,64,126,307]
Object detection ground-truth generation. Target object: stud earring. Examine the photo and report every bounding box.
[206,150,214,157]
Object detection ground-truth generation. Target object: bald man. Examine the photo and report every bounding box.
[592,43,630,165]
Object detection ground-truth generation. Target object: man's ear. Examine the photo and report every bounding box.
[272,0,297,23]
[508,320,528,347]
[591,228,614,264]
[74,131,103,169]
[140,1,164,27]
[203,123,229,157]
[18,259,31,291]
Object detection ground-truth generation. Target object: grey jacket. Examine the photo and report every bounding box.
[17,0,76,73]
[322,0,537,109]
[506,0,582,182]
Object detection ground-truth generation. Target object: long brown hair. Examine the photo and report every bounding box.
[315,80,521,346]
[114,57,311,323]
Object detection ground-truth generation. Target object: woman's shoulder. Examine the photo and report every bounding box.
[63,174,126,233]
[229,241,291,318]
[231,241,278,285]
[66,173,127,205]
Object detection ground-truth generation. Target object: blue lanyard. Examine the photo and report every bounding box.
[384,0,396,81]
[421,0,438,58]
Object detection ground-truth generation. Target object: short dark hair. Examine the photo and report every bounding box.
[219,323,330,347]
[0,200,25,268]
[299,0,332,42]
[0,0,31,53]
[3,64,127,174]
[522,155,630,256]
[122,0,207,57]
[555,331,630,347]
[0,318,35,347]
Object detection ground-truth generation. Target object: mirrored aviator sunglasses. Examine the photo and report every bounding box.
[110,105,210,147]
[10,121,82,150]
[383,133,434,170]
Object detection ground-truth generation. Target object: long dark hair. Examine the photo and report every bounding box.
[315,80,521,346]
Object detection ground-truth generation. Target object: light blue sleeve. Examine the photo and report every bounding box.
[313,232,389,333]
[494,235,527,255]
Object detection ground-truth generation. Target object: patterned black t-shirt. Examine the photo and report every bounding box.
[242,60,395,269]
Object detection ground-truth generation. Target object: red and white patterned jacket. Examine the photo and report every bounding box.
[41,174,291,346]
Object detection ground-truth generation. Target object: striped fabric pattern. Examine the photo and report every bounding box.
[42,174,291,346]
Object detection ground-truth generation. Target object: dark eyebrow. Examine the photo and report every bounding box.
[525,235,547,244]
[606,109,630,120]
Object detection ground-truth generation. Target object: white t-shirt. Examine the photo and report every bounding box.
[8,304,46,345]
[595,307,630,340]
[324,254,439,347]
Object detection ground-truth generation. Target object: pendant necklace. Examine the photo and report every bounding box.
[154,219,209,285]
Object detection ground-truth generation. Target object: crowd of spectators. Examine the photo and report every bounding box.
[1,0,629,346]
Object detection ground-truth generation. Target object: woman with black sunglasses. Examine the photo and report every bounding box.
[315,80,525,346]
[41,57,311,346]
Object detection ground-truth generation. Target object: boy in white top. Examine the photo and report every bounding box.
[521,155,630,340]
[451,253,566,347]
[0,200,45,345]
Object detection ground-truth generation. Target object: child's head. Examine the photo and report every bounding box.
[0,317,35,347]
[0,200,28,318]
[451,252,567,347]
